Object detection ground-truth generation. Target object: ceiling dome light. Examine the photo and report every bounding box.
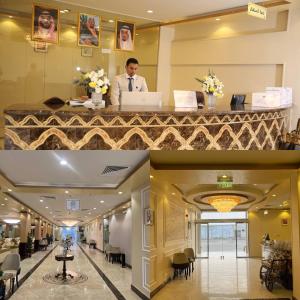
[3,219,20,224]
[60,160,67,166]
[62,220,78,227]
[208,195,241,212]
[147,10,153,13]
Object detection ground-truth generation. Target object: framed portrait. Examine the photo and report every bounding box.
[115,20,135,52]
[144,208,154,226]
[78,13,100,48]
[81,47,93,57]
[32,4,59,44]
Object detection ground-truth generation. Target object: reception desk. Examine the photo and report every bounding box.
[4,104,290,150]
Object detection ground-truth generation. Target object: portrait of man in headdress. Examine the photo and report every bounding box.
[116,21,135,51]
[32,5,59,44]
[78,13,100,47]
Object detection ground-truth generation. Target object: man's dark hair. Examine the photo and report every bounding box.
[126,58,139,66]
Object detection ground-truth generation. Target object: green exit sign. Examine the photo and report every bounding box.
[217,176,233,189]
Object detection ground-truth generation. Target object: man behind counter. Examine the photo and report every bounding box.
[110,58,148,106]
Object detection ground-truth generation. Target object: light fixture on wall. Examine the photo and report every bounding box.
[207,195,241,212]
[3,218,20,224]
[264,210,269,215]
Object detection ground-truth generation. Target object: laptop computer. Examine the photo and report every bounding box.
[121,92,162,106]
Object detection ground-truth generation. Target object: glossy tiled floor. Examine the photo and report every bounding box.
[10,244,117,300]
[80,243,141,300]
[153,258,293,300]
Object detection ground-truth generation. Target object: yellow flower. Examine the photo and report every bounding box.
[89,82,97,88]
[101,86,108,94]
[209,87,215,93]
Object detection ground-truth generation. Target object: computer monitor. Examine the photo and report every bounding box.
[231,94,246,106]
[121,92,162,106]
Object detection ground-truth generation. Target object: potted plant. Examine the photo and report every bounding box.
[196,70,224,108]
[27,234,33,258]
[74,67,110,106]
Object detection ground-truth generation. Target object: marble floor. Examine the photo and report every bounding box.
[153,258,293,300]
[10,243,118,300]
[79,243,141,300]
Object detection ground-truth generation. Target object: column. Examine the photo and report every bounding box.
[34,218,42,252]
[19,212,31,259]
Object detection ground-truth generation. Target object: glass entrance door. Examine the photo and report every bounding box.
[236,222,248,257]
[208,222,236,258]
[197,223,208,258]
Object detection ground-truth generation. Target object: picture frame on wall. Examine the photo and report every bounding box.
[115,20,135,52]
[34,41,48,53]
[144,208,154,226]
[32,4,59,44]
[81,47,93,57]
[78,13,100,48]
[281,218,289,226]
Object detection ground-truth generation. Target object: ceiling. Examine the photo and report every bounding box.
[151,151,297,212]
[55,0,262,22]
[0,151,149,226]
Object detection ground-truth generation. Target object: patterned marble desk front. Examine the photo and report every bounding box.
[4,104,289,150]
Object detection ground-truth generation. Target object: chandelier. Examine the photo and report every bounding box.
[208,195,241,212]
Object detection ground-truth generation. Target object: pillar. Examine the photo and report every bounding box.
[18,212,31,260]
[34,218,42,252]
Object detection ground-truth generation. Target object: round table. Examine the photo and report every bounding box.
[55,254,74,280]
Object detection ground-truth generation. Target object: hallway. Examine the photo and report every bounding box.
[153,258,292,300]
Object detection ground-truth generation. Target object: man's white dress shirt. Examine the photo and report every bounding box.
[110,73,148,105]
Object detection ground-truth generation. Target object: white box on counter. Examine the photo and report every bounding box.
[252,87,293,108]
[252,92,281,107]
[265,87,292,105]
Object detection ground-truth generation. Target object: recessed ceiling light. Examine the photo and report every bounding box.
[76,67,81,71]
[216,18,221,21]
[108,19,114,23]
[172,193,175,195]
[7,189,12,192]
[100,200,104,203]
[8,15,13,19]
[272,194,276,197]
[4,198,8,201]
[71,26,76,29]
[60,160,67,166]
[136,33,139,36]
[60,10,65,14]
[64,9,70,13]
[264,210,268,215]
[147,10,153,13]
[150,175,153,179]
[88,212,91,215]
[122,206,126,208]
[93,207,96,210]
[222,175,227,178]
[65,190,69,194]
[118,191,123,195]
[1,204,5,206]
[40,199,44,202]
[45,206,49,209]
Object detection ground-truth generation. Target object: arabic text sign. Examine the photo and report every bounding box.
[248,3,267,20]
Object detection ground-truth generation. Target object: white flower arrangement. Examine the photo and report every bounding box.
[74,67,110,95]
[196,71,224,98]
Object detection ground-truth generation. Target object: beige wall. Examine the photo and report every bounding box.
[131,184,151,298]
[84,217,104,251]
[157,0,300,130]
[248,209,292,257]
[150,178,196,294]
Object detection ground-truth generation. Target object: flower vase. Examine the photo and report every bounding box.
[207,94,216,108]
[91,92,103,106]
